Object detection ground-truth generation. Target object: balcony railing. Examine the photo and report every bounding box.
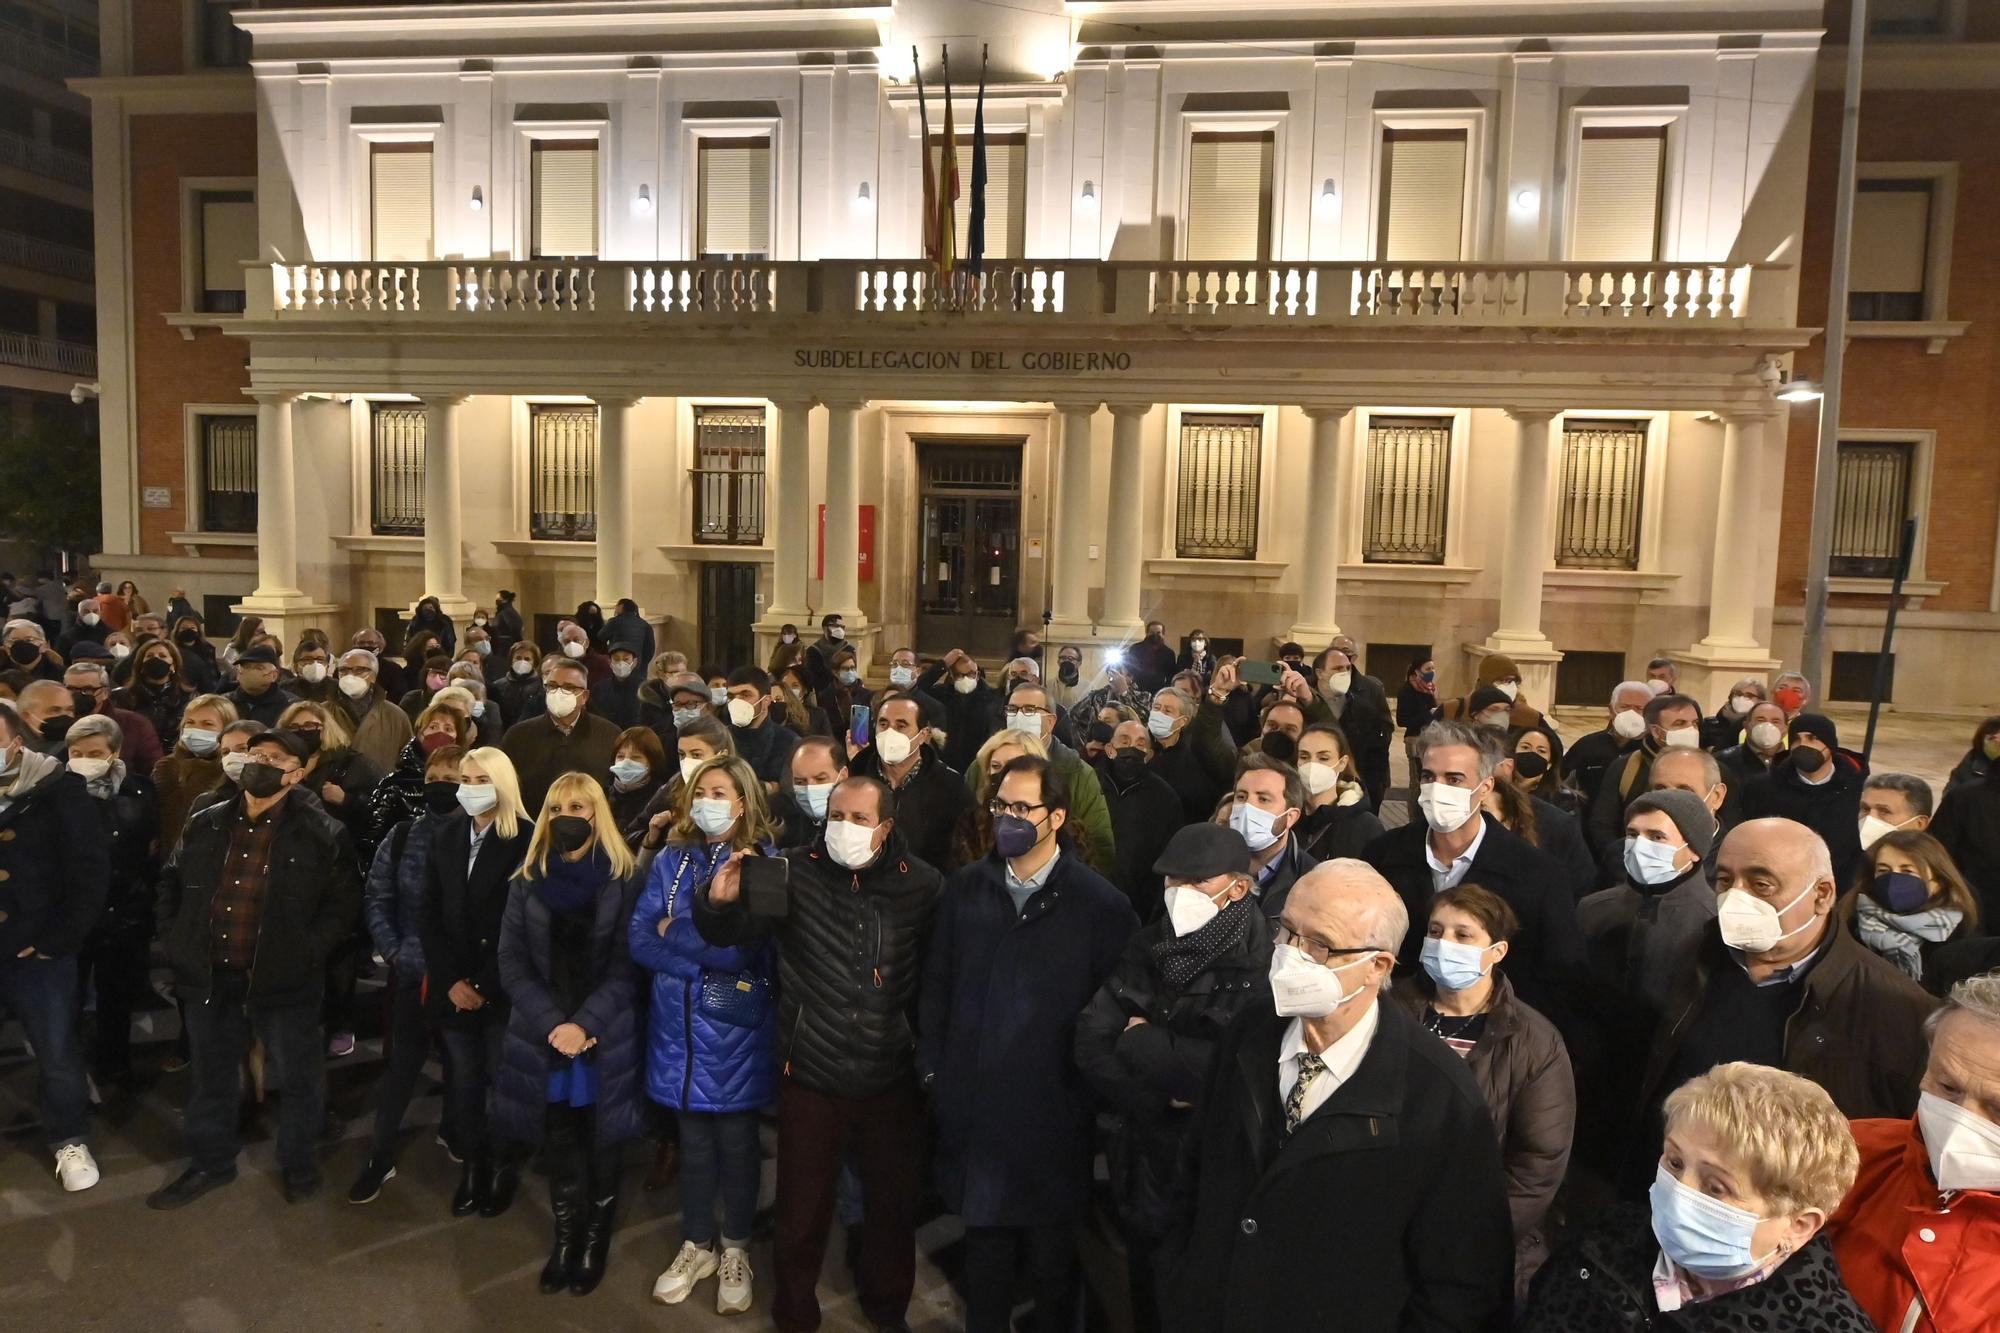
[0,332,96,376]
[0,229,95,284]
[0,16,98,80]
[0,130,92,190]
[254,258,1788,330]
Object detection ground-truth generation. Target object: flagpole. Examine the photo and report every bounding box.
[914,46,937,268]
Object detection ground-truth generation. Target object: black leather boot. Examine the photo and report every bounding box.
[568,1185,619,1295]
[450,1152,485,1217]
[538,1169,586,1294]
[478,1152,520,1218]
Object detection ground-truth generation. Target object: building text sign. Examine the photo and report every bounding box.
[793,348,1135,374]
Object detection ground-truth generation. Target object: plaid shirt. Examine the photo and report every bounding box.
[209,795,288,971]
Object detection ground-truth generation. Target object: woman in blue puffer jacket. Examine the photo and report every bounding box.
[630,754,779,1314]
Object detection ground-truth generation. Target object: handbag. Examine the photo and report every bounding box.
[666,848,774,1030]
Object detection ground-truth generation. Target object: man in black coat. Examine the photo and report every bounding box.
[1160,859,1513,1333]
[1098,719,1184,923]
[1739,712,1868,895]
[1585,692,1703,860]
[588,642,644,729]
[488,590,526,661]
[920,754,1137,1333]
[1560,679,1651,810]
[1322,637,1395,811]
[148,730,362,1209]
[698,777,943,1333]
[1150,680,1240,825]
[65,712,161,1087]
[915,649,1000,775]
[602,598,655,670]
[1129,621,1178,695]
[222,643,300,728]
[848,691,971,874]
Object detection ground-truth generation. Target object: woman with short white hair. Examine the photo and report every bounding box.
[1521,1062,1876,1330]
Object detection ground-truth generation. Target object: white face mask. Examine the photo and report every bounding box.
[1417,781,1482,835]
[545,689,578,720]
[710,686,728,706]
[1229,800,1287,852]
[511,659,534,676]
[874,728,915,765]
[1475,709,1511,729]
[1717,879,1821,954]
[952,675,978,695]
[221,751,250,782]
[457,783,498,816]
[888,665,915,687]
[1004,710,1042,736]
[81,613,100,627]
[1297,761,1339,798]
[338,673,371,699]
[1646,678,1671,695]
[826,626,845,641]
[1918,1090,2000,1193]
[691,797,737,837]
[561,640,585,659]
[1859,814,1913,851]
[1750,721,1785,751]
[110,643,131,660]
[1730,693,1759,716]
[679,755,703,783]
[68,756,112,782]
[795,781,833,820]
[611,661,635,680]
[1269,944,1378,1018]
[1163,880,1232,937]
[1323,670,1352,697]
[1492,680,1519,701]
[825,818,882,869]
[1612,710,1647,741]
[298,662,327,684]
[1660,726,1701,749]
[726,697,757,728]
[1624,836,1688,887]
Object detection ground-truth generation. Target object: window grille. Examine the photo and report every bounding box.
[1555,419,1647,570]
[370,404,426,536]
[691,406,767,545]
[1830,441,1914,579]
[1174,413,1262,560]
[199,415,257,533]
[1362,416,1452,564]
[531,405,598,541]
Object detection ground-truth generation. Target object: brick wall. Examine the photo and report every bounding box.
[130,2,185,77]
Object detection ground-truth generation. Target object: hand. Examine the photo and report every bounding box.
[16,947,50,959]
[448,980,484,1011]
[1280,667,1314,705]
[319,782,346,807]
[645,808,675,848]
[1168,1099,1192,1110]
[942,648,965,671]
[549,1022,590,1058]
[1209,661,1238,698]
[709,850,748,905]
[1124,1016,1148,1031]
[846,736,863,760]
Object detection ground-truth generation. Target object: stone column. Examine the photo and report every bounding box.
[592,395,640,609]
[1677,410,1782,711]
[1286,404,1353,648]
[821,398,865,622]
[1098,403,1149,637]
[1049,402,1099,635]
[234,389,339,642]
[765,398,814,622]
[420,394,475,618]
[1482,407,1564,706]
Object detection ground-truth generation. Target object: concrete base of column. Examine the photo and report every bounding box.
[754,616,875,673]
[1283,622,1346,655]
[1672,643,1784,716]
[1472,636,1564,716]
[410,593,482,622]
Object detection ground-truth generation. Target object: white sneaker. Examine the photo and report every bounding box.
[716,1246,753,1315]
[652,1241,718,1305]
[54,1143,99,1192]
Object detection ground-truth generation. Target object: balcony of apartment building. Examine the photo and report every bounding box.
[0,128,93,208]
[0,8,98,99]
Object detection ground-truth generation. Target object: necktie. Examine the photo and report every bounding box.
[1284,1052,1326,1136]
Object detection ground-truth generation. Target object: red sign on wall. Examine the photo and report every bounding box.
[816,504,876,582]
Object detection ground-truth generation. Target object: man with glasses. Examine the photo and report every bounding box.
[965,681,1116,878]
[921,754,1137,1333]
[149,730,361,1208]
[498,657,620,810]
[333,647,414,774]
[1159,859,1512,1333]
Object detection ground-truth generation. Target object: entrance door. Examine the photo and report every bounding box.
[916,443,1022,659]
[700,562,758,672]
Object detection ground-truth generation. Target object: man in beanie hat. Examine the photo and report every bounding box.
[1740,711,1867,891]
[1440,652,1549,732]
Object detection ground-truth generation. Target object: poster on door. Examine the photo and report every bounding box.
[816,504,876,582]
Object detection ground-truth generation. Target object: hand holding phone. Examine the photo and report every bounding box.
[850,703,873,748]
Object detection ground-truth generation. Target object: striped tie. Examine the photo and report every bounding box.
[1284,1052,1326,1136]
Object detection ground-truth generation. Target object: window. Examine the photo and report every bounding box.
[198,0,253,69]
[370,404,426,536]
[530,405,597,540]
[1378,129,1467,261]
[196,190,256,314]
[1830,440,1914,579]
[690,406,767,545]
[1829,651,1896,703]
[1570,128,1666,263]
[1185,132,1274,263]
[1174,414,1262,559]
[927,134,1028,260]
[531,142,598,258]
[696,137,772,259]
[1850,180,1932,322]
[370,144,433,262]
[1363,416,1452,563]
[1553,650,1628,709]
[1871,0,1950,37]
[1555,419,1647,570]
[198,414,257,533]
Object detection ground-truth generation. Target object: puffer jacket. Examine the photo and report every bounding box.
[630,838,777,1113]
[0,751,109,958]
[363,812,441,980]
[694,828,942,1101]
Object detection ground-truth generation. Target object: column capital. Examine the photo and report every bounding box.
[1105,401,1154,419]
[1299,402,1356,421]
[590,393,642,410]
[1052,401,1102,417]
[1717,406,1780,429]
[815,396,868,413]
[244,388,298,406]
[770,396,817,415]
[419,393,470,410]
[1503,406,1560,425]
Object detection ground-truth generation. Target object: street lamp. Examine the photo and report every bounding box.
[1776,378,1823,403]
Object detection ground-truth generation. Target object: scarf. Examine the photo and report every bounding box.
[1149,895,1258,994]
[0,748,60,812]
[1855,897,1960,980]
[533,845,613,914]
[85,759,128,800]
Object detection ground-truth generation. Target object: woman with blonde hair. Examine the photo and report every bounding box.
[950,731,1051,866]
[1522,1062,1874,1330]
[494,770,645,1297]
[1844,829,1981,983]
[632,755,778,1313]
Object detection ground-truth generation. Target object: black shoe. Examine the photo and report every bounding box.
[478,1156,520,1219]
[538,1174,587,1295]
[569,1192,618,1295]
[451,1155,486,1217]
[282,1166,323,1203]
[146,1166,237,1210]
[347,1157,396,1204]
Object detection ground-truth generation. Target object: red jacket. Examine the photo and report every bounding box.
[1829,1116,2000,1333]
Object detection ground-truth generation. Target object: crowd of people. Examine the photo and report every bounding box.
[4,575,2000,1332]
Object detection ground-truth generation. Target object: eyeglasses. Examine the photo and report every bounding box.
[1272,921,1381,968]
[987,799,1048,820]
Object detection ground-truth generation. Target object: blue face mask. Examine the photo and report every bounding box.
[1419,936,1492,992]
[610,758,650,787]
[672,704,704,729]
[1648,1164,1774,1279]
[709,687,728,707]
[181,727,220,756]
[837,669,860,686]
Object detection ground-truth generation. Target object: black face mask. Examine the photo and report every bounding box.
[239,762,288,798]
[39,715,74,744]
[293,729,323,755]
[549,814,594,853]
[422,780,460,816]
[1511,751,1550,781]
[176,628,201,648]
[141,657,173,683]
[1261,731,1298,764]
[7,640,39,666]
[1791,745,1827,775]
[1109,749,1147,784]
[1057,661,1080,685]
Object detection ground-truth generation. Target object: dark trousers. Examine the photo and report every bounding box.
[182,970,322,1174]
[0,953,89,1148]
[963,1224,1079,1333]
[79,919,151,1075]
[678,1106,762,1248]
[772,1075,922,1332]
[438,1014,505,1155]
[545,1101,622,1202]
[366,974,434,1162]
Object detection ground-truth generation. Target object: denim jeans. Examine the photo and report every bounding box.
[677,1108,762,1247]
[365,975,436,1162]
[0,953,89,1149]
[438,1015,505,1156]
[181,970,323,1174]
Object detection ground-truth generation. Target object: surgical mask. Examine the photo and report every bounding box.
[825,818,881,869]
[181,727,220,756]
[1750,721,1784,751]
[1147,709,1177,740]
[1163,882,1230,937]
[1661,726,1700,749]
[338,674,371,699]
[726,697,757,728]
[68,756,112,782]
[952,676,978,695]
[781,632,797,645]
[710,686,728,706]
[298,662,327,684]
[1229,800,1286,852]
[691,797,736,837]
[1611,710,1647,741]
[610,758,650,787]
[561,640,585,659]
[827,626,845,641]
[678,755,702,783]
[1717,879,1820,953]
[874,728,915,764]
[1775,686,1806,713]
[1859,814,1912,851]
[1297,761,1339,797]
[1729,693,1759,716]
[511,659,534,677]
[888,665,915,687]
[1871,870,1931,914]
[1417,781,1481,835]
[473,640,491,657]
[1649,1165,1774,1280]
[1004,710,1042,736]
[611,661,635,680]
[545,689,578,720]
[469,701,485,719]
[1269,944,1376,1018]
[1420,936,1492,992]
[1918,1091,2000,1193]
[1492,680,1519,701]
[1475,709,1511,729]
[548,814,594,853]
[1624,836,1688,887]
[795,781,833,820]
[457,782,498,816]
[1323,670,1352,696]
[1647,678,1671,696]
[837,668,859,686]
[1190,639,1207,653]
[221,751,251,782]
[671,704,704,729]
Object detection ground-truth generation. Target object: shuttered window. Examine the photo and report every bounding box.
[199,415,257,533]
[530,405,598,540]
[1185,132,1273,263]
[696,137,772,259]
[370,143,434,262]
[370,404,426,535]
[1570,128,1665,263]
[1363,416,1452,564]
[531,141,599,258]
[1175,414,1262,559]
[1556,419,1647,569]
[1849,180,1932,322]
[927,134,1028,260]
[198,190,256,313]
[691,407,767,545]
[1831,440,1915,579]
[1378,129,1467,261]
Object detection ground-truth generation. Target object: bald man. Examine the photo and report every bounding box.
[1162,859,1512,1333]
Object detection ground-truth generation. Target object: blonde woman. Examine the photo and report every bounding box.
[633,755,778,1313]
[495,771,644,1297]
[948,731,1049,867]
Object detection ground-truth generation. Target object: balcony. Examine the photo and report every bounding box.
[0,130,91,190]
[0,229,95,284]
[0,332,96,376]
[0,16,98,82]
[252,258,1791,332]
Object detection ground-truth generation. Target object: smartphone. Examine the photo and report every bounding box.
[849,704,874,747]
[1239,659,1286,686]
[741,855,791,919]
